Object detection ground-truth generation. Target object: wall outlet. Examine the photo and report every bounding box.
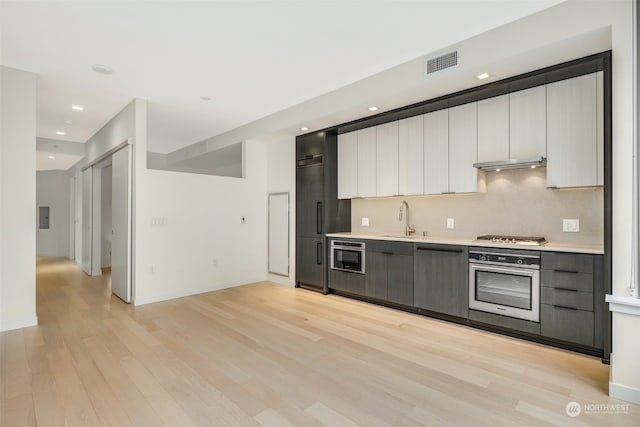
[563,219,580,232]
[150,265,156,275]
[447,218,455,229]
[361,217,369,227]
[212,259,218,268]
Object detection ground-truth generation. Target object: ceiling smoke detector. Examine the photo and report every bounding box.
[91,64,113,75]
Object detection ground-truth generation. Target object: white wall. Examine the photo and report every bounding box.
[265,135,296,285]
[0,66,37,332]
[85,100,136,165]
[134,138,268,305]
[36,170,70,257]
[101,166,112,268]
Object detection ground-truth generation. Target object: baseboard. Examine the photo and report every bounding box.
[134,277,266,306]
[267,273,294,286]
[609,381,640,405]
[0,315,38,332]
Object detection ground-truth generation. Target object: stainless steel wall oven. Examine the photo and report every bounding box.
[469,249,540,322]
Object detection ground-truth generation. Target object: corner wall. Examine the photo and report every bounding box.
[266,135,296,285]
[134,138,268,305]
[0,66,37,332]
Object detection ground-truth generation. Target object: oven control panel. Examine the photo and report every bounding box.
[469,250,540,268]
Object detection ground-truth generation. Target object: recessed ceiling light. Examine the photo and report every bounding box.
[91,64,113,75]
[368,106,379,111]
[476,72,491,80]
[71,104,84,111]
[200,96,212,101]
[48,155,56,160]
[495,168,501,172]
[64,119,73,124]
[300,127,309,131]
[55,131,66,136]
[531,165,536,169]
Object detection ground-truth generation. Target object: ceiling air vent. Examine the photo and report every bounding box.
[426,51,458,74]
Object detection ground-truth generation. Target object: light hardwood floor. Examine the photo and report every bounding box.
[1,258,638,426]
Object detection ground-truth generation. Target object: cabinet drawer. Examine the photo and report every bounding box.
[366,240,413,255]
[541,287,593,311]
[540,270,593,292]
[329,270,365,296]
[541,304,594,347]
[541,252,593,273]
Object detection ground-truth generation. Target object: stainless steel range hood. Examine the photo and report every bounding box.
[473,156,546,172]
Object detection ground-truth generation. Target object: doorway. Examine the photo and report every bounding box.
[80,142,133,303]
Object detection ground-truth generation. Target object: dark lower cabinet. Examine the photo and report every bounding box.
[540,304,594,347]
[386,254,414,305]
[365,252,387,300]
[329,269,365,295]
[539,252,604,352]
[414,244,468,318]
[365,242,414,306]
[296,237,324,290]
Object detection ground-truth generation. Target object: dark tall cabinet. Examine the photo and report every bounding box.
[296,131,350,292]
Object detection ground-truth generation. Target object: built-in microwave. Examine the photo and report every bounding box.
[330,240,365,274]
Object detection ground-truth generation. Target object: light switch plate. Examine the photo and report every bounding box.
[447,218,455,229]
[563,219,580,232]
[361,217,369,227]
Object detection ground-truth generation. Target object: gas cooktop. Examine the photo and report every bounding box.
[476,235,547,246]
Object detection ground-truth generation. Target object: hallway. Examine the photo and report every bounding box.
[1,258,638,426]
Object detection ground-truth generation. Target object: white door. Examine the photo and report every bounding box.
[111,145,132,303]
[81,168,92,274]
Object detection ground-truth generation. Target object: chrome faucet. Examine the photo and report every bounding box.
[399,201,415,237]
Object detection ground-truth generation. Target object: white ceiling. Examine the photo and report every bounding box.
[36,151,84,171]
[1,1,563,155]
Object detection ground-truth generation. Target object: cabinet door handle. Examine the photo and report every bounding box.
[316,242,323,265]
[554,287,578,292]
[554,305,578,311]
[316,201,323,234]
[381,251,393,255]
[554,269,579,274]
[416,247,463,254]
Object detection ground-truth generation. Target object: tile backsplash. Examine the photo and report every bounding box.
[350,168,603,246]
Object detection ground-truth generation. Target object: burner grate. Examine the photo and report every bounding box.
[476,235,547,245]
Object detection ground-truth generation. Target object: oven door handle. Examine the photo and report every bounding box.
[469,263,537,276]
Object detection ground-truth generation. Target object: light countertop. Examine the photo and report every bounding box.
[325,232,604,255]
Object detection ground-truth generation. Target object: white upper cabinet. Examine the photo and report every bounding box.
[357,127,377,197]
[337,131,358,199]
[376,121,399,197]
[510,85,547,160]
[547,72,602,188]
[398,115,424,195]
[477,95,509,163]
[423,109,449,194]
[448,102,478,193]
